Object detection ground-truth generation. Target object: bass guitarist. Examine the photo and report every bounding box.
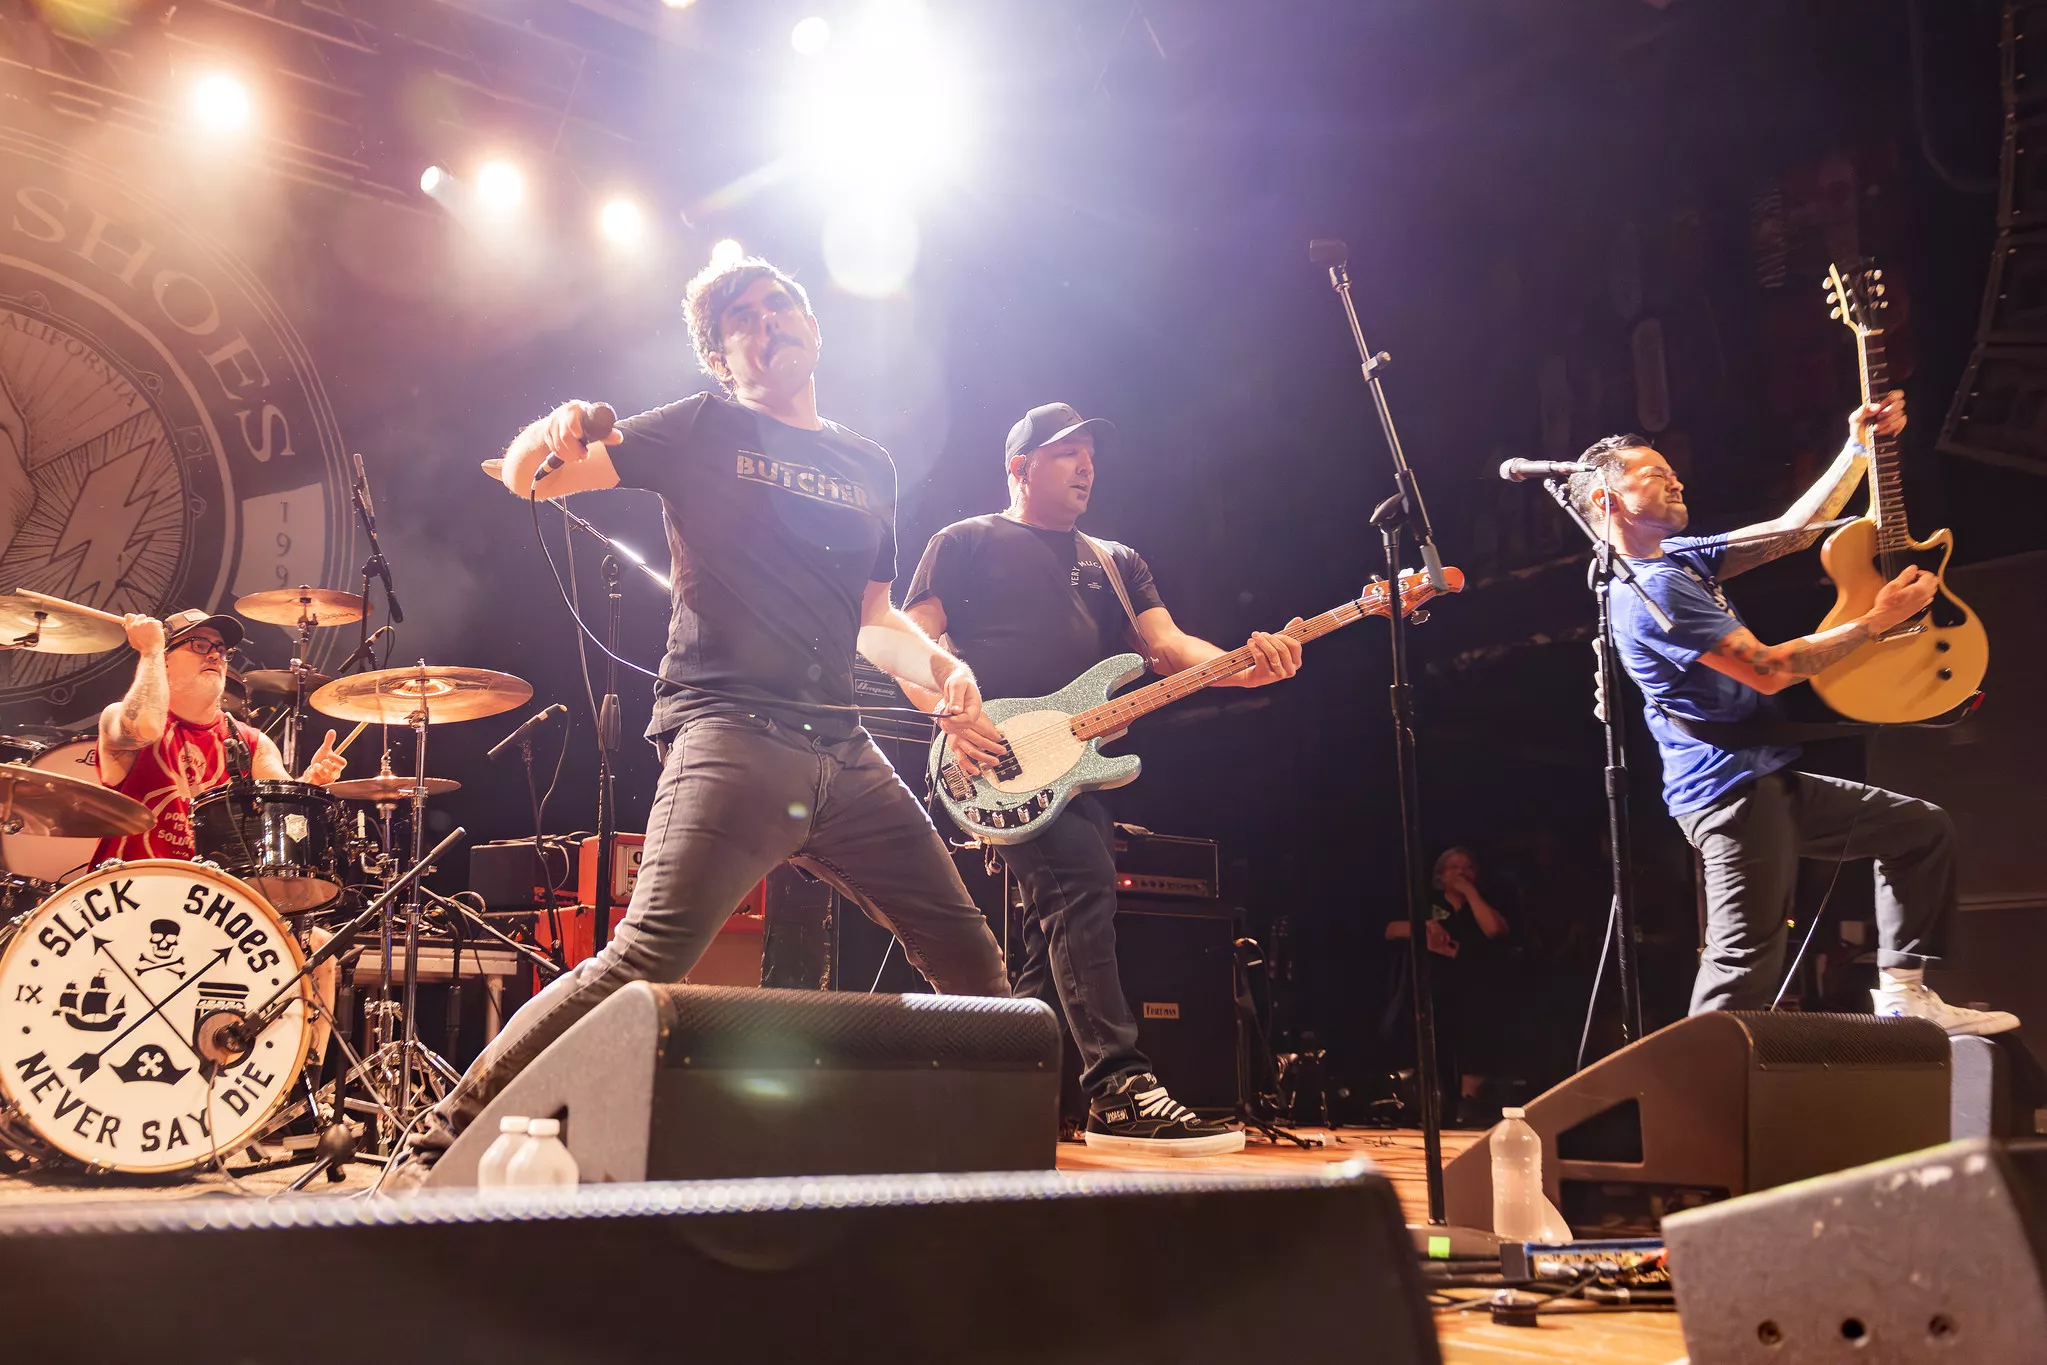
[903,403,1301,1154]
[1573,393,2016,1034]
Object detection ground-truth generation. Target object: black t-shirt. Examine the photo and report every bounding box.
[905,514,1163,702]
[614,392,896,739]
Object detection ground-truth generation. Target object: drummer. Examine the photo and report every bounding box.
[93,609,349,863]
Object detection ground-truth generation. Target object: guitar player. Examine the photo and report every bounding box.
[901,402,1302,1154]
[1571,392,2017,1034]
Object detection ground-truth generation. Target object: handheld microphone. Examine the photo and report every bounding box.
[534,402,619,482]
[1308,238,1348,267]
[1499,458,1595,483]
[488,703,567,760]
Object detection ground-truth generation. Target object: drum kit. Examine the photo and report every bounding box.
[0,585,546,1180]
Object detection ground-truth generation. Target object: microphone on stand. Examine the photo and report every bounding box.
[1499,458,1596,483]
[351,451,376,524]
[488,703,567,761]
[351,452,404,624]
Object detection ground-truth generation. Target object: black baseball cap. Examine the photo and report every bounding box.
[1003,403,1114,466]
[163,608,243,652]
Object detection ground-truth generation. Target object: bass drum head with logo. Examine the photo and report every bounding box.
[0,860,313,1174]
[0,738,104,884]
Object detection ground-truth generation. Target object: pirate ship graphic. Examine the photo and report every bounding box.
[54,972,127,1032]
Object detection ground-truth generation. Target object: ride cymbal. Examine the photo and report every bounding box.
[0,764,151,839]
[308,665,532,724]
[234,587,367,628]
[326,775,461,802]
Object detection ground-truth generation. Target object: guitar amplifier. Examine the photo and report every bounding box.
[1111,826,1219,902]
[577,833,645,907]
[853,658,935,744]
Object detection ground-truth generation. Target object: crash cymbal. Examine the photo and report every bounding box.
[0,590,127,654]
[309,665,532,724]
[241,667,334,701]
[0,763,151,839]
[326,775,461,802]
[233,587,367,629]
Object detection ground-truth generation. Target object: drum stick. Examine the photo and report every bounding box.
[7,588,126,627]
[333,720,369,756]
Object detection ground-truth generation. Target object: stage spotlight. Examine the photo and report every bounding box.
[791,17,831,56]
[420,165,449,195]
[476,159,525,212]
[785,0,971,197]
[599,197,646,246]
[189,72,252,134]
[709,237,747,269]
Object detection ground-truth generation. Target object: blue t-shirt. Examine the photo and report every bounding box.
[1610,535,1800,816]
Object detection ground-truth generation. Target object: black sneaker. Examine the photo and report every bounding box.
[1083,1073,1246,1157]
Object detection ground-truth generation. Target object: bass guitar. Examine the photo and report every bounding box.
[1812,261,1988,723]
[929,566,1463,844]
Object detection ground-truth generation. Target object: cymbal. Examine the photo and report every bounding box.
[234,587,367,628]
[241,668,334,701]
[326,775,461,802]
[0,592,126,654]
[0,763,151,839]
[309,665,532,724]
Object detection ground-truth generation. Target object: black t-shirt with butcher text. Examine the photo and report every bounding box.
[614,392,896,740]
[906,514,1162,704]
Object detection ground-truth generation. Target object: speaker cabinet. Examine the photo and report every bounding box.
[0,1166,1442,1365]
[1104,905,1239,1113]
[1443,1012,1952,1235]
[422,983,1061,1187]
[1665,1138,2047,1364]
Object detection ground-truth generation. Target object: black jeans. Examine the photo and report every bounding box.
[1674,769,1954,1015]
[993,795,1150,1100]
[419,712,1010,1149]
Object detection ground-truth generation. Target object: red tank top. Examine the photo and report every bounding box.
[94,714,267,865]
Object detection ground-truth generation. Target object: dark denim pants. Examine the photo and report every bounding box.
[994,794,1150,1100]
[1675,769,1954,1015]
[420,711,1010,1149]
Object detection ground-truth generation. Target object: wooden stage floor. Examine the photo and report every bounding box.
[0,1126,1689,1363]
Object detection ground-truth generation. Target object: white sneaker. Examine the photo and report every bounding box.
[1872,982,2021,1037]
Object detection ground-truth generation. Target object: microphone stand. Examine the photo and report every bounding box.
[1314,240,1452,1226]
[593,555,623,953]
[519,731,569,970]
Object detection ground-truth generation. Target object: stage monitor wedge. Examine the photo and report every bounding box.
[0,1165,1441,1365]
[1444,1012,1952,1235]
[1665,1138,2047,1364]
[424,983,1062,1187]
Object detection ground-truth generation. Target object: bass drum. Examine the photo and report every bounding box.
[0,861,314,1174]
[0,737,105,884]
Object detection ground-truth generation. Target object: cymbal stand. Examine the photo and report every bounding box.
[282,598,318,773]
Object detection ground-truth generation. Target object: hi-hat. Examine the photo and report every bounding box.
[309,665,531,724]
[327,775,461,802]
[234,587,366,629]
[0,590,127,654]
[0,764,150,839]
[242,668,334,701]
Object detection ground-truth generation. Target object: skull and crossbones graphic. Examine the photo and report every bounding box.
[135,919,187,980]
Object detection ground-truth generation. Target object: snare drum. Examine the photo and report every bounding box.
[0,737,103,883]
[190,781,345,913]
[0,861,314,1174]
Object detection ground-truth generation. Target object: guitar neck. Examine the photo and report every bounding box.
[1857,328,1909,551]
[1068,592,1380,742]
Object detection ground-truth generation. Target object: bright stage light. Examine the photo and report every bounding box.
[823,197,920,298]
[189,73,252,133]
[419,165,449,195]
[791,17,831,56]
[475,159,525,211]
[599,197,646,246]
[709,237,747,269]
[785,0,971,197]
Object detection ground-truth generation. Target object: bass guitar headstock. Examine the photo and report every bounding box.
[1824,259,1888,339]
[1359,565,1465,621]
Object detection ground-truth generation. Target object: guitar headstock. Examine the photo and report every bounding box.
[1824,260,1887,338]
[1359,565,1465,620]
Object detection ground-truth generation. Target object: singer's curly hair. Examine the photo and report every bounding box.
[1566,433,1655,518]
[683,256,814,391]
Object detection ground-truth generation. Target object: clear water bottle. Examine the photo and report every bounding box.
[504,1117,578,1189]
[477,1116,531,1192]
[1491,1106,1546,1241]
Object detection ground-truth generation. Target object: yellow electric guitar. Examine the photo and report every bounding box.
[1812,261,1987,723]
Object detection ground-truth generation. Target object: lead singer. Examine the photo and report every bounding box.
[388,257,1011,1185]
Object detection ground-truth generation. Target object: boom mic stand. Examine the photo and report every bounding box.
[1311,237,1454,1226]
[594,555,623,953]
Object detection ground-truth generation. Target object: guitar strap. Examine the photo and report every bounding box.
[1077,530,1156,668]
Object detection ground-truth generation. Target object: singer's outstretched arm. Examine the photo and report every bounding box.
[1717,392,1900,579]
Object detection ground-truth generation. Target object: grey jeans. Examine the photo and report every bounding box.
[1675,769,1954,1015]
[417,711,1010,1151]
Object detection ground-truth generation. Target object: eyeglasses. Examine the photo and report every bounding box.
[179,637,233,660]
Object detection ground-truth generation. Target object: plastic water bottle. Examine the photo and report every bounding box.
[1491,1107,1546,1241]
[504,1117,578,1189]
[476,1116,531,1192]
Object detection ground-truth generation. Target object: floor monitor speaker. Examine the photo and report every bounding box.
[1444,1012,1952,1235]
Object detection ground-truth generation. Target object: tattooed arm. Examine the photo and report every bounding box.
[1700,565,1938,694]
[96,615,169,789]
[1718,391,1903,580]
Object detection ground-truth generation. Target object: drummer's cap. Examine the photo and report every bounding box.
[163,609,243,652]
